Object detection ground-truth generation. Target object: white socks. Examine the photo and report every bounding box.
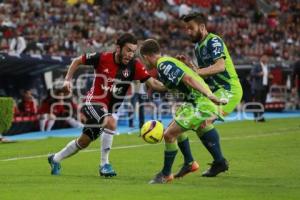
[46,119,55,131]
[39,119,46,132]
[100,132,114,166]
[66,118,84,128]
[53,139,81,162]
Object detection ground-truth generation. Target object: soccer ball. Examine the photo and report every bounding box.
[140,120,164,144]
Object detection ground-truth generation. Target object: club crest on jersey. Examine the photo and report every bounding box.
[122,69,130,78]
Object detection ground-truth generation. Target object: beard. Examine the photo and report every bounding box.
[119,51,132,66]
[191,31,203,43]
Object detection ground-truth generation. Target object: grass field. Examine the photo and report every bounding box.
[1,118,300,200]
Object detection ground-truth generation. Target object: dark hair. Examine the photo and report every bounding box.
[140,39,160,55]
[180,12,207,25]
[116,33,137,48]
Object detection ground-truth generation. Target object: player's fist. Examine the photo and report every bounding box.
[62,80,72,95]
[208,95,228,105]
[176,54,197,71]
[176,54,187,62]
[219,98,229,105]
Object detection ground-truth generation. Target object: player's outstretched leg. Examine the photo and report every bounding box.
[197,125,229,177]
[149,171,174,184]
[174,133,199,178]
[174,161,199,178]
[149,121,183,184]
[100,164,117,177]
[99,131,117,177]
[48,154,61,175]
[47,135,87,175]
[149,143,177,184]
[202,159,229,177]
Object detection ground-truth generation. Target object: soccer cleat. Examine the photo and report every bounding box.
[174,161,199,178]
[202,159,229,177]
[148,172,174,184]
[48,154,61,175]
[99,164,117,177]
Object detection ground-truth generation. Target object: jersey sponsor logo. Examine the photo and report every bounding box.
[213,48,221,56]
[159,63,172,75]
[158,62,182,84]
[86,52,97,59]
[101,84,123,94]
[122,69,130,78]
[211,37,222,56]
[168,73,177,82]
[173,69,181,77]
[107,78,119,82]
[212,37,222,47]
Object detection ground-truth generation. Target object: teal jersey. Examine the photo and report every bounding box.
[194,33,240,92]
[156,56,212,101]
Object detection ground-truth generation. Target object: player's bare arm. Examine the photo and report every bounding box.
[145,77,168,92]
[196,58,225,76]
[63,56,84,94]
[182,74,226,105]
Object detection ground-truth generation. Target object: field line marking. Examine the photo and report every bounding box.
[0,143,154,162]
[1,129,298,162]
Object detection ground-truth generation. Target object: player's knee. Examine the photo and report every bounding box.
[164,132,175,143]
[77,135,91,149]
[103,116,117,131]
[197,124,214,137]
[49,114,56,120]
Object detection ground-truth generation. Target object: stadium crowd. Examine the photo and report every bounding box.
[0,0,299,63]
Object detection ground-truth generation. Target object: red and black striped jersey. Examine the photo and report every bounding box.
[81,52,150,112]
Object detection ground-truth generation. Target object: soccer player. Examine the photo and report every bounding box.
[48,33,166,176]
[175,12,243,177]
[139,39,227,184]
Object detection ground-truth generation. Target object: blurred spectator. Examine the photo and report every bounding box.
[18,89,38,116]
[0,0,298,62]
[251,55,273,122]
[292,59,300,108]
[128,82,145,129]
[240,74,252,104]
[9,29,27,55]
[38,90,56,131]
[178,0,192,17]
[49,91,83,131]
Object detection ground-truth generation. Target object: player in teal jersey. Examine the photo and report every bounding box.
[174,12,243,177]
[139,39,227,184]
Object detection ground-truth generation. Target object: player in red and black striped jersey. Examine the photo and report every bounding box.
[48,33,166,177]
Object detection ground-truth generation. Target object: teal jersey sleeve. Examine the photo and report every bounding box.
[207,37,226,61]
[157,61,185,87]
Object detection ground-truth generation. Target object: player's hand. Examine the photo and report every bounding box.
[208,95,228,105]
[176,54,197,70]
[200,116,217,129]
[62,80,72,95]
[176,54,188,62]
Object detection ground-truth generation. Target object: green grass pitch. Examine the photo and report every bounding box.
[0,118,300,200]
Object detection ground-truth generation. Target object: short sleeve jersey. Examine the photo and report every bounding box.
[156,56,212,101]
[194,33,240,92]
[82,52,150,112]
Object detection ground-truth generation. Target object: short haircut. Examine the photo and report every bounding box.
[180,12,207,25]
[116,33,137,48]
[140,39,160,55]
